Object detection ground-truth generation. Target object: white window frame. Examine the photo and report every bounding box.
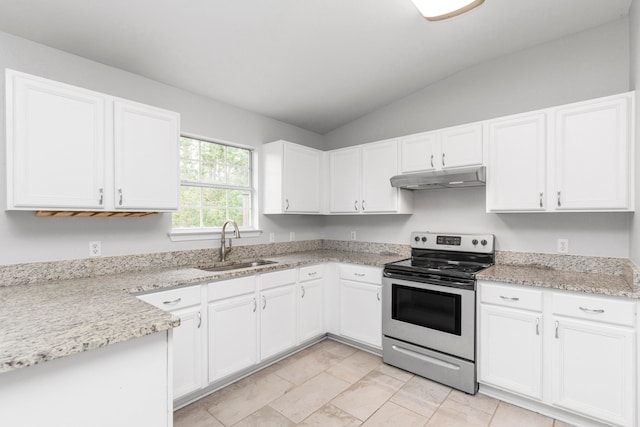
[169,133,261,242]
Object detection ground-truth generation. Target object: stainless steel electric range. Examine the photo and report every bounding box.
[382,232,495,394]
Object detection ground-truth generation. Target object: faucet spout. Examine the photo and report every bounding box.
[220,220,241,262]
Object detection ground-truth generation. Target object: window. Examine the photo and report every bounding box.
[173,136,253,230]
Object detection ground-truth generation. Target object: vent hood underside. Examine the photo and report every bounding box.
[390,166,486,190]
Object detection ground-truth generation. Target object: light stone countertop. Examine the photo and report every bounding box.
[477,264,639,298]
[0,250,405,375]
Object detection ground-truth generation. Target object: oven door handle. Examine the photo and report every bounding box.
[391,345,461,371]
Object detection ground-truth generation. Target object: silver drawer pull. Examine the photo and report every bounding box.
[555,320,559,339]
[354,273,366,277]
[535,317,539,335]
[252,297,257,312]
[196,312,202,328]
[499,296,520,301]
[162,298,181,305]
[301,286,306,298]
[262,295,267,309]
[307,271,317,276]
[579,306,605,314]
[430,154,434,168]
[377,289,381,301]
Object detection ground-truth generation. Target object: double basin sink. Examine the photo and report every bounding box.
[198,259,277,272]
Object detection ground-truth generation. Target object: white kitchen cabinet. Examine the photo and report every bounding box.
[263,140,323,214]
[207,277,258,382]
[259,269,297,360]
[328,140,411,214]
[338,264,382,348]
[298,265,324,342]
[399,123,483,174]
[479,283,544,401]
[486,92,634,213]
[486,113,547,211]
[5,69,180,212]
[137,285,203,400]
[478,280,637,427]
[554,95,631,211]
[113,99,179,211]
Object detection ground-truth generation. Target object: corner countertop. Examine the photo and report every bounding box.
[477,264,639,299]
[0,250,404,375]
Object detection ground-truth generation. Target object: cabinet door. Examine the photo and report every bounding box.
[551,317,634,426]
[299,279,324,342]
[260,285,297,360]
[339,280,382,348]
[486,114,546,211]
[361,140,399,213]
[329,147,361,213]
[8,71,106,209]
[171,305,203,399]
[114,99,180,211]
[479,305,542,400]
[208,294,258,382]
[554,96,630,210]
[440,123,483,169]
[400,132,439,173]
[283,143,322,213]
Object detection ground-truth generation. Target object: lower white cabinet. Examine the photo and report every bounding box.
[259,269,298,360]
[478,280,637,427]
[298,265,324,342]
[137,285,203,400]
[338,264,382,348]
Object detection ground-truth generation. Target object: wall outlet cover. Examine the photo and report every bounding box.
[350,231,357,241]
[89,241,101,257]
[557,238,569,253]
[290,231,295,241]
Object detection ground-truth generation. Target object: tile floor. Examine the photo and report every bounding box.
[174,339,573,427]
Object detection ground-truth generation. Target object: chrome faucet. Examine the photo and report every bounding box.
[220,220,241,262]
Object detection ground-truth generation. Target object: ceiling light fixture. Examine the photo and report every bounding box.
[410,0,485,21]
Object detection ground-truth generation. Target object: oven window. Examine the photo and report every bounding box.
[391,284,461,335]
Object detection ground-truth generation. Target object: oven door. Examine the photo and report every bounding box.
[382,275,475,361]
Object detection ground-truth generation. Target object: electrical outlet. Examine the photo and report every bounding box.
[269,232,275,243]
[350,231,357,241]
[89,241,101,257]
[557,238,569,254]
[290,231,295,241]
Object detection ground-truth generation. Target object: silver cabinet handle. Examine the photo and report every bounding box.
[285,198,289,211]
[579,306,605,314]
[362,200,365,211]
[98,188,104,205]
[301,286,306,298]
[118,188,123,206]
[377,289,381,301]
[442,152,445,167]
[307,271,317,276]
[262,295,267,309]
[539,192,543,208]
[354,200,358,211]
[554,320,559,339]
[252,297,257,312]
[535,317,539,335]
[354,272,366,277]
[196,312,202,328]
[499,296,520,301]
[162,298,181,305]
[557,191,561,207]
[430,154,434,168]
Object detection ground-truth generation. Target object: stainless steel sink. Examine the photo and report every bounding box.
[198,260,277,272]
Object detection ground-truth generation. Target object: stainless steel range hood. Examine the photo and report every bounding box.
[390,166,486,190]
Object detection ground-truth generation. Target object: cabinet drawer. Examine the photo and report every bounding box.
[339,264,382,284]
[208,276,256,301]
[552,292,637,327]
[260,268,297,290]
[138,285,201,311]
[299,265,324,282]
[480,282,543,312]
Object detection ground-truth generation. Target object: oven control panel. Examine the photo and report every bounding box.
[411,232,494,253]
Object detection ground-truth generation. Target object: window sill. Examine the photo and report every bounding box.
[169,229,263,242]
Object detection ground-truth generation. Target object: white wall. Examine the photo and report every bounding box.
[323,19,633,258]
[629,1,640,265]
[0,31,326,264]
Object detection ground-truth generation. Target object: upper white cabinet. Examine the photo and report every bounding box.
[486,113,547,211]
[263,140,323,214]
[487,92,634,212]
[328,139,412,214]
[399,123,483,174]
[6,69,180,212]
